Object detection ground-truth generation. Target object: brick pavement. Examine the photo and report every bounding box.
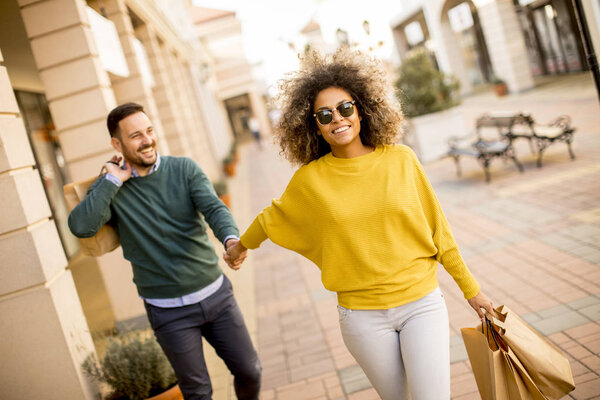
[216,73,600,399]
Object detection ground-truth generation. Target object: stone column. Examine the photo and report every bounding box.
[135,24,190,157]
[19,0,146,327]
[181,61,220,180]
[477,0,534,93]
[161,46,199,159]
[424,2,474,95]
[0,46,98,400]
[101,0,169,155]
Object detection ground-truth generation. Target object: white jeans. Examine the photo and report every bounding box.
[338,287,450,400]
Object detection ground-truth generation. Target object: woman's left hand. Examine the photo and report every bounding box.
[467,291,495,320]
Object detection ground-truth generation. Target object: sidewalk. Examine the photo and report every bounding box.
[219,73,600,399]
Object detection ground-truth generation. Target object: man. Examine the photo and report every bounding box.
[68,102,259,400]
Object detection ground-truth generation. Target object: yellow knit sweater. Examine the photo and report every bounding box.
[241,145,480,309]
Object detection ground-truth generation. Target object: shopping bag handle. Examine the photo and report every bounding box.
[483,316,506,351]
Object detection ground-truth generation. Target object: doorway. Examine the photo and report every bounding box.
[516,0,585,76]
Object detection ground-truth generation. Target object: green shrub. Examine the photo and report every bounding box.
[82,330,176,400]
[212,179,228,197]
[394,48,460,118]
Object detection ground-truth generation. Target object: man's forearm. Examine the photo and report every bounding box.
[68,177,118,238]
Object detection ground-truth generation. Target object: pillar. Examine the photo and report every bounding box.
[0,44,98,399]
[101,0,169,155]
[19,0,146,327]
[135,24,190,157]
[181,60,220,180]
[425,2,474,95]
[476,0,535,92]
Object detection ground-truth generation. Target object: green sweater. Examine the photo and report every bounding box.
[68,156,238,298]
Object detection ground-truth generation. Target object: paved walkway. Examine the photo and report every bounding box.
[213,73,600,399]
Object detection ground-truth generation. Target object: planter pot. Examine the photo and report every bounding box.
[493,83,508,97]
[407,107,466,164]
[223,162,236,177]
[146,385,183,400]
[218,194,232,208]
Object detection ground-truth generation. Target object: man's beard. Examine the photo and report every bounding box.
[123,141,157,167]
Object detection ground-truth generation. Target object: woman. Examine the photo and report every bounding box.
[225,49,494,399]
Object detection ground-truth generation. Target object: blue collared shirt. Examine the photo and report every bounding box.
[105,154,236,307]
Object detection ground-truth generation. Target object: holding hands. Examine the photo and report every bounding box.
[224,239,248,270]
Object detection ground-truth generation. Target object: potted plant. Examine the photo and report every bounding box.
[491,76,508,97]
[213,179,231,208]
[223,153,236,177]
[394,48,463,163]
[82,329,182,400]
[223,141,238,177]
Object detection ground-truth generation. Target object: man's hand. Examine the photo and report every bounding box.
[105,155,132,183]
[224,239,248,270]
[467,291,495,321]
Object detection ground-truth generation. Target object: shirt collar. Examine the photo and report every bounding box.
[129,153,161,178]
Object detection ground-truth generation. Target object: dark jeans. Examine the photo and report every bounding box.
[144,275,261,400]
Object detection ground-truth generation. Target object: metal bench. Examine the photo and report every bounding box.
[507,113,576,168]
[447,114,524,183]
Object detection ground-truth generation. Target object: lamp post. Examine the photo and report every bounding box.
[571,0,600,103]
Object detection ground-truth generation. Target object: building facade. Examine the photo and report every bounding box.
[390,0,600,94]
[0,1,251,398]
[192,6,271,144]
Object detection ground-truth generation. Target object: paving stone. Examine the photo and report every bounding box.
[531,311,592,335]
[579,304,600,321]
[522,312,543,324]
[338,365,372,395]
[538,304,573,319]
[569,296,600,310]
[450,339,469,363]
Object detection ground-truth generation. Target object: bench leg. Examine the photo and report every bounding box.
[512,155,524,173]
[536,139,549,168]
[482,158,491,183]
[452,155,462,177]
[566,135,575,160]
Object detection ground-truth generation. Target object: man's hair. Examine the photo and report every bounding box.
[107,102,145,138]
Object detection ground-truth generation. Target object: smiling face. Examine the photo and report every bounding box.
[313,87,369,158]
[111,111,157,173]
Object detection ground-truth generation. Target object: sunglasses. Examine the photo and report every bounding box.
[313,101,356,125]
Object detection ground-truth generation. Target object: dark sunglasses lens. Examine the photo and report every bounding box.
[338,102,354,117]
[316,111,333,125]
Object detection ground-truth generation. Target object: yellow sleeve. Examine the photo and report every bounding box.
[240,217,268,249]
[411,151,481,299]
[239,168,320,263]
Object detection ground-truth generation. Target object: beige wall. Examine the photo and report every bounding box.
[195,8,272,142]
[0,45,98,400]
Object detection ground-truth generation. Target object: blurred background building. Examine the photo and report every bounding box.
[389,0,600,95]
[0,0,268,398]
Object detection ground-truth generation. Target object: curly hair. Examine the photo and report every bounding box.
[274,48,404,165]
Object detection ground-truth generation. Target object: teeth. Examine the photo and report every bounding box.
[333,126,349,134]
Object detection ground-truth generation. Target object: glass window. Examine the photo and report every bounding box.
[14,91,80,259]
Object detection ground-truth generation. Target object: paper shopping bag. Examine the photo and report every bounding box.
[462,323,508,400]
[462,320,545,400]
[63,176,120,257]
[491,305,575,400]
